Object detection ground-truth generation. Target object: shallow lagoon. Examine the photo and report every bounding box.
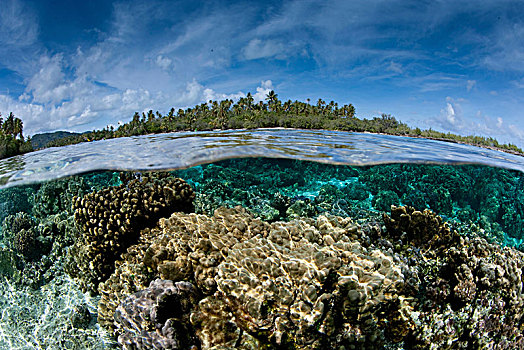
[0,130,523,349]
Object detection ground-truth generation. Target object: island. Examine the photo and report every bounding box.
[2,91,522,160]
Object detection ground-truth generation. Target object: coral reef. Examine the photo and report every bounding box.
[360,163,523,238]
[174,158,367,221]
[0,184,37,224]
[215,221,408,348]
[99,207,413,349]
[372,190,400,212]
[68,174,195,293]
[100,203,524,349]
[379,206,524,349]
[190,295,261,349]
[114,279,200,349]
[30,175,90,219]
[1,211,51,260]
[1,161,523,349]
[175,159,524,244]
[383,205,459,252]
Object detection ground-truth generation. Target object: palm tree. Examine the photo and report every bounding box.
[246,93,254,111]
[265,90,278,104]
[283,100,291,113]
[13,117,23,140]
[265,90,279,111]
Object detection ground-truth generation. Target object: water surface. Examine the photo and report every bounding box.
[1,129,523,188]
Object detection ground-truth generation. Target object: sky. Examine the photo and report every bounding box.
[0,0,523,147]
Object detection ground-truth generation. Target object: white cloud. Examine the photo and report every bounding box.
[430,97,524,147]
[178,80,205,106]
[513,78,524,89]
[121,89,152,111]
[482,21,524,72]
[432,97,467,132]
[155,55,173,70]
[466,80,476,92]
[0,0,41,74]
[1,0,523,151]
[496,117,503,128]
[0,94,46,134]
[202,88,244,104]
[253,80,274,102]
[387,61,403,74]
[242,39,285,60]
[0,0,38,48]
[176,80,246,106]
[25,55,69,104]
[444,102,456,125]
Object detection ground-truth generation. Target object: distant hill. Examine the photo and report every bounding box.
[31,131,82,149]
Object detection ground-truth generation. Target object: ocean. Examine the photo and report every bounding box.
[0,129,523,349]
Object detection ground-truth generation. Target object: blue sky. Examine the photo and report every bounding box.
[0,0,523,147]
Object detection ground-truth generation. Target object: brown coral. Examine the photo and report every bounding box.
[67,174,194,293]
[383,205,460,254]
[142,206,271,294]
[98,207,267,331]
[382,207,524,349]
[99,207,413,349]
[215,218,410,349]
[114,279,200,349]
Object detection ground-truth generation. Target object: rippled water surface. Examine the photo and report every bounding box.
[1,129,523,188]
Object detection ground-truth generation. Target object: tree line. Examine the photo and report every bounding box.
[1,90,522,158]
[0,112,33,159]
[45,91,523,154]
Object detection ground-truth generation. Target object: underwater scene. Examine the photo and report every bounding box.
[0,132,523,350]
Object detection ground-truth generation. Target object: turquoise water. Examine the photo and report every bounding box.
[0,130,523,349]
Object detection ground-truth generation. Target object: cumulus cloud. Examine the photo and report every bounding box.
[176,80,246,106]
[431,97,524,146]
[444,102,456,125]
[24,55,70,104]
[253,80,274,102]
[0,94,46,132]
[0,1,260,134]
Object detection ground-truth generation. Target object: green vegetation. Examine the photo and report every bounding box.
[30,131,81,150]
[0,112,33,159]
[44,91,523,154]
[3,91,523,157]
